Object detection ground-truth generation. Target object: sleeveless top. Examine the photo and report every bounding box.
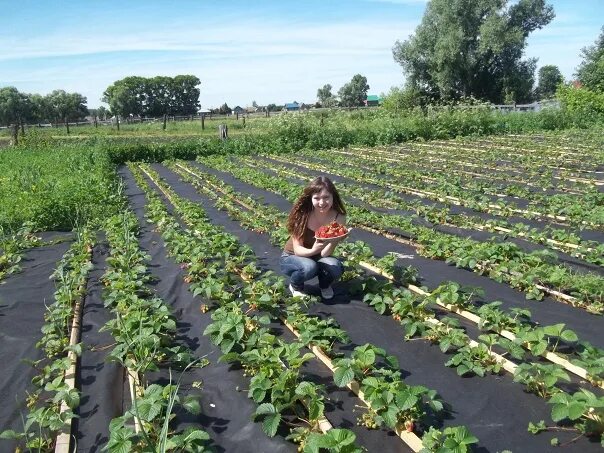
[283,213,339,255]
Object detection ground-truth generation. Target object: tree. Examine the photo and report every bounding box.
[575,26,604,92]
[381,86,424,113]
[103,75,201,117]
[317,84,337,107]
[392,0,555,103]
[536,65,563,99]
[45,90,88,127]
[0,87,32,126]
[103,76,146,117]
[96,106,109,120]
[338,74,370,107]
[218,103,232,114]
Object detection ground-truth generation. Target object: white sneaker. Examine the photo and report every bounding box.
[289,284,307,298]
[320,286,334,299]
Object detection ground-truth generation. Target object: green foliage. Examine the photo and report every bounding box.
[557,84,604,118]
[393,0,554,103]
[536,65,564,99]
[575,26,604,92]
[338,74,370,107]
[103,75,201,117]
[0,144,122,232]
[513,363,570,398]
[420,426,479,453]
[381,86,424,113]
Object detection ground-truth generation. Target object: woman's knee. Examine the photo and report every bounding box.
[318,257,344,278]
[281,255,318,279]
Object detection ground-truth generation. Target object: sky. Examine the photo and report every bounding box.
[1,0,602,109]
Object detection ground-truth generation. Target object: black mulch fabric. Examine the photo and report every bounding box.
[150,163,411,453]
[118,166,297,453]
[0,240,72,449]
[158,162,603,452]
[74,240,125,452]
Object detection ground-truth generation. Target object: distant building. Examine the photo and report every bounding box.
[233,106,245,115]
[364,95,382,107]
[284,102,300,111]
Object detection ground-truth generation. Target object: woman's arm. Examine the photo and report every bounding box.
[292,236,326,257]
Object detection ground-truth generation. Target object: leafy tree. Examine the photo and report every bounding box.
[103,76,146,117]
[338,74,370,107]
[29,94,50,123]
[266,103,279,112]
[392,0,555,103]
[381,86,424,113]
[317,84,337,107]
[96,106,109,120]
[171,74,201,115]
[0,87,32,126]
[218,103,232,114]
[575,26,604,92]
[103,75,201,117]
[536,65,563,99]
[45,90,88,125]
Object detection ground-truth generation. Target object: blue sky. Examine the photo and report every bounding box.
[1,0,602,109]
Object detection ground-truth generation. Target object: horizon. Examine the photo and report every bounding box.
[1,0,602,109]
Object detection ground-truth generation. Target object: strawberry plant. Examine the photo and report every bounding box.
[420,426,479,453]
[514,363,570,398]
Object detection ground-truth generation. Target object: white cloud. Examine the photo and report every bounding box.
[1,18,415,107]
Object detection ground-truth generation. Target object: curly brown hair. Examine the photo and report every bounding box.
[286,176,346,240]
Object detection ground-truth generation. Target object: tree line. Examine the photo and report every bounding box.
[0,74,203,127]
[0,88,88,127]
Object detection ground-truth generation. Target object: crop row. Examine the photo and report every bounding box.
[284,149,603,230]
[243,154,604,266]
[1,228,94,450]
[323,147,603,224]
[171,160,604,385]
[198,155,604,312]
[165,160,604,447]
[132,162,481,452]
[100,211,210,452]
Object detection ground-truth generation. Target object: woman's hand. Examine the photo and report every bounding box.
[310,240,326,254]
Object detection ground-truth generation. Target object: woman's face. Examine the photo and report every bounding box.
[312,188,333,213]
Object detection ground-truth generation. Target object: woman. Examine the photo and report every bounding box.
[280,176,347,299]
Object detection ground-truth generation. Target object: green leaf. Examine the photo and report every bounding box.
[0,430,20,439]
[182,396,201,415]
[262,413,282,437]
[560,329,578,343]
[334,366,355,387]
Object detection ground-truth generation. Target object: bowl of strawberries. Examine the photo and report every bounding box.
[315,221,350,243]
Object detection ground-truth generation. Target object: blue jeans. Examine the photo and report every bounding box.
[280,253,344,290]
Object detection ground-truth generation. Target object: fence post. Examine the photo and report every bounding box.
[201,113,205,130]
[10,124,18,146]
[94,116,98,128]
[163,114,167,130]
[20,118,25,136]
[242,117,246,128]
[65,119,70,135]
[218,124,228,140]
[116,115,120,131]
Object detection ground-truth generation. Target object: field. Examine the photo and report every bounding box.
[1,129,603,452]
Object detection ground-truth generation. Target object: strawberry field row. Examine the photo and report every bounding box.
[242,154,604,267]
[197,155,604,312]
[134,162,486,452]
[171,161,604,387]
[163,159,604,449]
